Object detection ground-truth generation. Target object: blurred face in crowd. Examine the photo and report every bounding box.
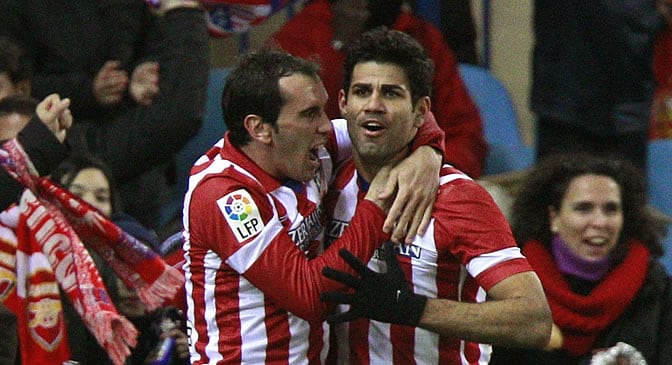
[267,73,331,182]
[66,167,113,217]
[0,72,30,101]
[64,166,148,316]
[549,174,624,261]
[0,112,30,140]
[339,62,428,167]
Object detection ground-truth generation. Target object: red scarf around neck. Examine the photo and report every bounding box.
[522,240,649,357]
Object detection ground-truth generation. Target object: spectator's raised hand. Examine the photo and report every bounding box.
[36,94,72,143]
[93,60,129,106]
[130,61,160,106]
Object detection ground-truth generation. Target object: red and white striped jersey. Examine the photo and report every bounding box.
[182,130,391,365]
[323,162,534,365]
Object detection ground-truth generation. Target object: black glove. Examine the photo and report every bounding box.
[320,241,428,326]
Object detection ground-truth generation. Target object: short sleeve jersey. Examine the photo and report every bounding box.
[323,162,533,365]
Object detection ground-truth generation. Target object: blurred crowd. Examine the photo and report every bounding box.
[0,0,671,364]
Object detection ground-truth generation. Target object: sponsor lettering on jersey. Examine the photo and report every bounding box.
[217,189,264,243]
[324,219,349,247]
[373,242,422,260]
[288,206,323,255]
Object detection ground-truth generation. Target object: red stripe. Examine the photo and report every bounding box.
[391,324,417,364]
[307,322,325,364]
[349,320,370,364]
[263,304,291,363]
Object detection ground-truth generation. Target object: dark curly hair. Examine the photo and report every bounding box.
[342,26,434,106]
[222,50,321,147]
[512,153,663,261]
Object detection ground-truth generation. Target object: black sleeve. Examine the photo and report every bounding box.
[68,7,209,182]
[0,0,106,118]
[0,303,18,364]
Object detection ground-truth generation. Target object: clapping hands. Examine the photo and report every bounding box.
[36,94,72,143]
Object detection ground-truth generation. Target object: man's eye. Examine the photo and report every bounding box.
[353,88,369,96]
[302,108,320,119]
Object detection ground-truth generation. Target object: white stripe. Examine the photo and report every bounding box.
[466,247,526,278]
[0,206,19,228]
[183,246,201,363]
[238,276,268,363]
[271,186,299,222]
[440,173,472,185]
[369,321,392,364]
[459,340,468,365]
[415,327,440,364]
[0,251,14,268]
[226,212,283,274]
[0,225,18,247]
[478,343,492,364]
[203,250,223,363]
[287,313,310,365]
[15,251,51,298]
[411,234,440,364]
[319,321,330,363]
[366,255,393,363]
[331,118,352,164]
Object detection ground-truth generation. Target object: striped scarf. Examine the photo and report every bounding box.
[0,138,184,364]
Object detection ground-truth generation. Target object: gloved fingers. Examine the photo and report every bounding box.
[326,310,362,325]
[338,248,372,276]
[322,267,361,288]
[320,290,353,304]
[383,241,401,273]
[382,241,403,277]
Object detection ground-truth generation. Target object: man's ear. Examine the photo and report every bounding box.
[413,96,431,127]
[15,79,31,96]
[338,89,348,117]
[244,114,273,144]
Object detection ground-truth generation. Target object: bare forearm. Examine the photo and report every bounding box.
[418,272,552,348]
[419,296,550,348]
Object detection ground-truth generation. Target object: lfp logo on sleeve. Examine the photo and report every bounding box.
[217,189,264,243]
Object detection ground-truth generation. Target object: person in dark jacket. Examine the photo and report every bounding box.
[0,0,209,229]
[491,153,672,365]
[1,37,72,211]
[531,0,670,171]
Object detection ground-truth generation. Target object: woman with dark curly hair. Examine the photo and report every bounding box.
[491,153,672,365]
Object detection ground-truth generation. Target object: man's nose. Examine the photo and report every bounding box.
[364,91,385,112]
